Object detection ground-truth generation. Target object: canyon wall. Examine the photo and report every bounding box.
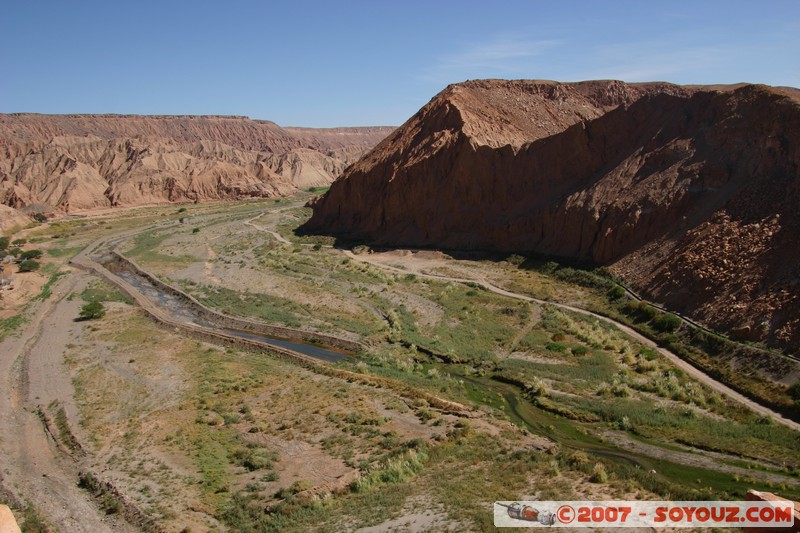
[305,80,800,353]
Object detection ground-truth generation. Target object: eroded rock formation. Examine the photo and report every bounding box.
[0,114,392,211]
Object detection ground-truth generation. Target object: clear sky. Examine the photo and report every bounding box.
[1,0,798,127]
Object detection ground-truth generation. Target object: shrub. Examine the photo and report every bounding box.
[545,341,567,353]
[18,259,40,272]
[20,249,43,261]
[640,348,658,361]
[788,382,800,405]
[192,228,200,234]
[12,238,26,246]
[524,377,548,398]
[608,285,625,300]
[0,236,9,251]
[653,312,681,333]
[78,301,106,321]
[571,345,590,356]
[590,463,609,483]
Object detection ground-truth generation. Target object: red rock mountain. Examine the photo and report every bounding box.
[0,114,392,211]
[305,79,800,353]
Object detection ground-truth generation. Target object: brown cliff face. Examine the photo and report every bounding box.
[0,114,392,211]
[305,79,800,354]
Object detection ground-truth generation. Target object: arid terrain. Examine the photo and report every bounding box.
[1,79,799,532]
[305,79,800,356]
[1,193,799,531]
[0,114,393,211]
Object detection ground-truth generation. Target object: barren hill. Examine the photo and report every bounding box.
[0,114,392,212]
[305,79,800,353]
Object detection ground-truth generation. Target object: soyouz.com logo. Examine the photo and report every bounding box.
[493,500,795,528]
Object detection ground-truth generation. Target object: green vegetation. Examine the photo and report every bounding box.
[19,249,43,261]
[124,229,198,268]
[78,301,106,321]
[81,280,132,305]
[13,501,51,533]
[36,265,65,300]
[78,472,122,515]
[0,314,26,341]
[17,259,40,272]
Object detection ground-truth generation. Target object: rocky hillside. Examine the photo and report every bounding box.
[0,205,30,233]
[0,114,392,211]
[305,79,800,353]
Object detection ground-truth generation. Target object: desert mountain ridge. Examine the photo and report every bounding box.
[305,78,800,354]
[0,113,393,213]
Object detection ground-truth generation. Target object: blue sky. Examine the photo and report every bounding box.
[1,1,798,127]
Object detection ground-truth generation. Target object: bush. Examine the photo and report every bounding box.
[78,301,106,321]
[545,341,567,353]
[0,236,8,251]
[12,238,26,246]
[608,285,625,300]
[18,259,40,272]
[590,462,609,483]
[192,228,200,234]
[788,382,800,405]
[20,249,43,261]
[623,300,660,322]
[653,312,681,333]
[571,345,590,356]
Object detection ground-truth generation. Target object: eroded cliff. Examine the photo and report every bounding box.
[0,114,392,211]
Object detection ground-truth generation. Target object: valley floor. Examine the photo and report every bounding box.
[0,195,798,532]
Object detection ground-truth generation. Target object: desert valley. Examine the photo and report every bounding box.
[1,79,800,532]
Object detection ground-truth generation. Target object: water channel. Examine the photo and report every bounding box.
[112,268,349,363]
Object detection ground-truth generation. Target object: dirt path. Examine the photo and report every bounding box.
[342,250,800,433]
[244,211,291,244]
[0,270,136,532]
[601,431,799,486]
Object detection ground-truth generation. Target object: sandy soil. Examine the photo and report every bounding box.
[0,270,136,532]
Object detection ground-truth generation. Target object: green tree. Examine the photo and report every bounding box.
[19,249,43,261]
[18,259,40,272]
[78,301,106,321]
[0,236,9,252]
